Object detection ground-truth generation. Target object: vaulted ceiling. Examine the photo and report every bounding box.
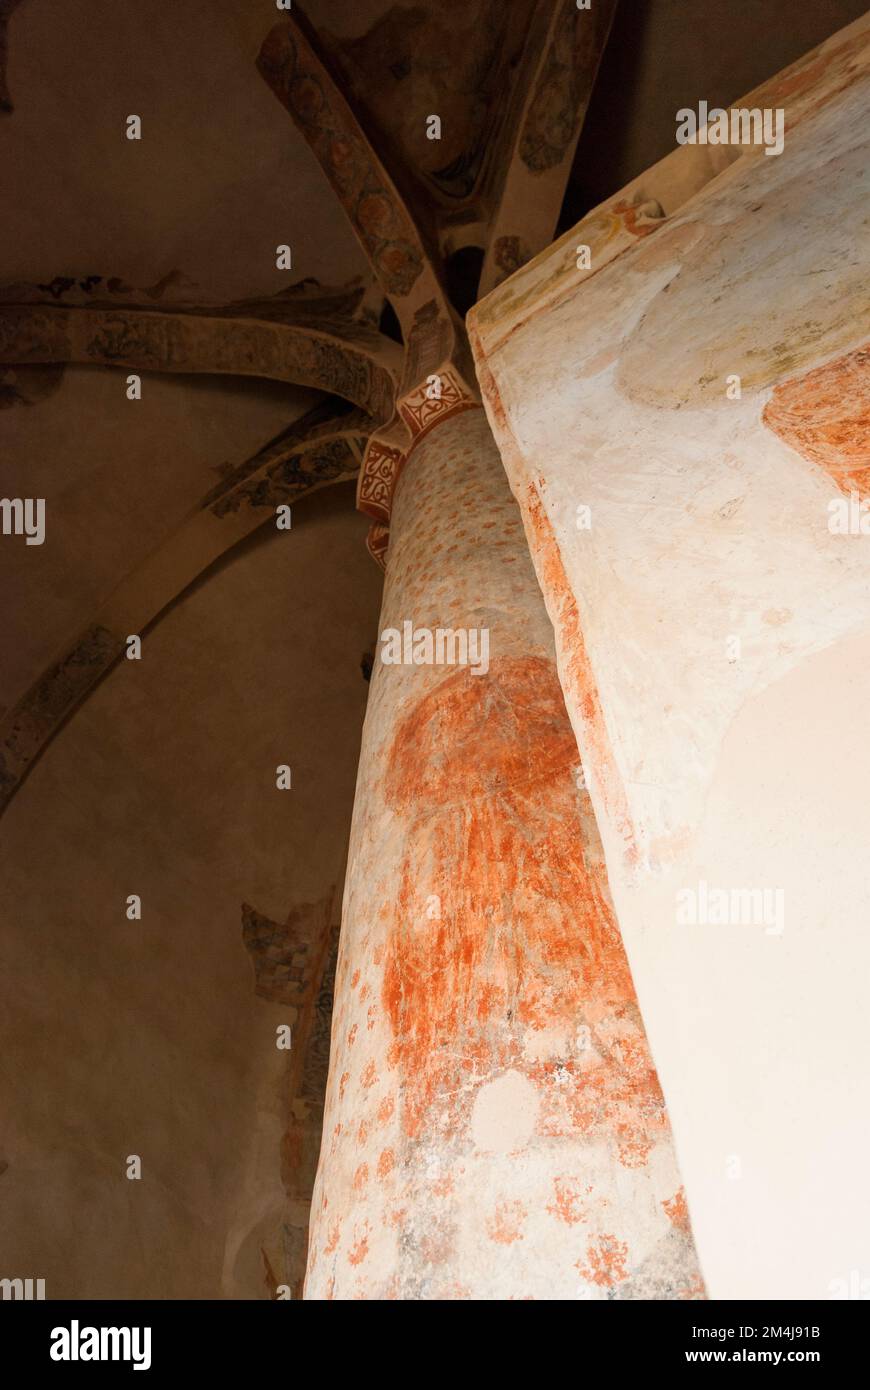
[1,0,865,1300]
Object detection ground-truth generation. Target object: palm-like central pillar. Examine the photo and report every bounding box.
[306,406,703,1298]
[249,2,706,1299]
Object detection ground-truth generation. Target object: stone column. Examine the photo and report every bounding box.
[469,16,870,1298]
[305,408,703,1300]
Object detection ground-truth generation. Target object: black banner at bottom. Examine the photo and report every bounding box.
[1,1298,864,1373]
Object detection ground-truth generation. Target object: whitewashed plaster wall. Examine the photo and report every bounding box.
[471,17,870,1299]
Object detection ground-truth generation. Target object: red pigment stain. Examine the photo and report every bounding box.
[611,199,662,239]
[352,1163,369,1192]
[338,1072,350,1101]
[324,1221,340,1255]
[486,1200,528,1245]
[347,1024,358,1048]
[376,1096,395,1125]
[377,1148,395,1180]
[350,969,360,989]
[385,652,577,809]
[360,1060,379,1089]
[576,1234,630,1288]
[536,1034,664,1170]
[347,1222,371,1266]
[763,345,870,495]
[525,485,638,867]
[357,1120,368,1146]
[663,1188,691,1234]
[679,1274,708,1300]
[749,26,868,116]
[381,655,665,1161]
[547,1176,594,1225]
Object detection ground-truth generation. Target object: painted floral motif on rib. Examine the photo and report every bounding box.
[0,625,123,807]
[257,24,424,300]
[520,0,610,173]
[365,523,389,571]
[211,437,361,518]
[399,368,476,439]
[357,439,404,523]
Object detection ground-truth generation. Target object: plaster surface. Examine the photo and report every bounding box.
[305,409,703,1300]
[0,484,381,1298]
[470,16,870,1298]
[0,0,367,299]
